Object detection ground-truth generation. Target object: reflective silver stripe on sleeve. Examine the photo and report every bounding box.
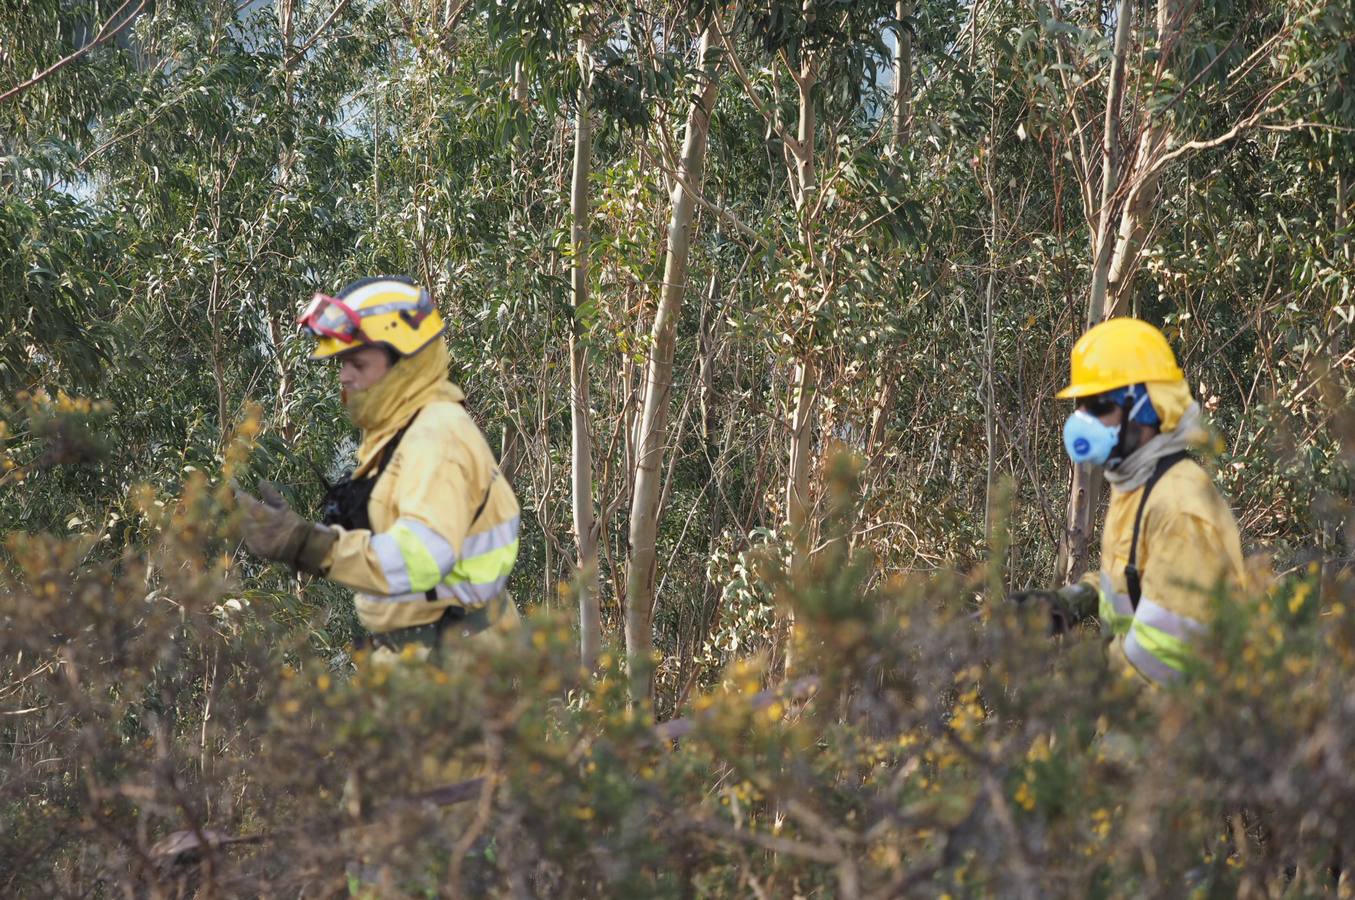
[1133,598,1206,641]
[370,532,411,595]
[448,576,510,608]
[393,578,510,609]
[359,578,511,609]
[1100,570,1134,617]
[395,518,458,576]
[1122,628,1181,685]
[462,515,521,558]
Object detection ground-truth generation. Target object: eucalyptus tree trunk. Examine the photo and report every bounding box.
[1059,0,1133,584]
[982,121,1000,555]
[499,422,520,485]
[865,2,913,477]
[513,61,528,108]
[1061,0,1183,583]
[1105,0,1184,318]
[271,0,298,447]
[778,20,820,683]
[1087,0,1186,319]
[1085,0,1133,328]
[786,359,818,539]
[1339,171,1349,258]
[625,25,720,701]
[893,1,912,149]
[571,35,603,671]
[785,35,819,542]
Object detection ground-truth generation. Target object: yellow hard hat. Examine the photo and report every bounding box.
[1055,317,1185,399]
[297,276,445,360]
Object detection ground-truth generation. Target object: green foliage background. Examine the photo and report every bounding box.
[1,0,1353,895]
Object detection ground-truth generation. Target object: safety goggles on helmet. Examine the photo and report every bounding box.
[297,293,367,345]
[297,290,435,348]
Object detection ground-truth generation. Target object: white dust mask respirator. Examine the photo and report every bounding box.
[1063,410,1121,466]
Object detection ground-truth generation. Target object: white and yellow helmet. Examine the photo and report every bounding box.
[297,276,444,360]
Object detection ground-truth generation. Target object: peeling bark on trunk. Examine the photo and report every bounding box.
[1104,124,1169,318]
[267,311,296,445]
[624,26,720,702]
[864,376,894,473]
[499,422,520,485]
[513,60,528,108]
[786,358,819,540]
[571,36,603,671]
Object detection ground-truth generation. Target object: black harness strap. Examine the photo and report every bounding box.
[469,468,500,527]
[325,411,507,606]
[320,414,420,531]
[372,417,417,477]
[1124,450,1190,610]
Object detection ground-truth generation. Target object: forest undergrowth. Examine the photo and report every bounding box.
[2,402,1353,898]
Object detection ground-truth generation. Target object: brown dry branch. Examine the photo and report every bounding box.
[149,675,822,866]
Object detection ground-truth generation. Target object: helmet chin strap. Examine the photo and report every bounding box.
[1105,401,1143,469]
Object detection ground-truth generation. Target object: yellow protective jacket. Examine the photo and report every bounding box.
[1085,381,1247,684]
[320,341,520,634]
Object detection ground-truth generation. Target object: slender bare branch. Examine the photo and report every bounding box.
[0,0,146,105]
[285,0,354,67]
[712,15,805,162]
[687,814,844,864]
[649,143,765,247]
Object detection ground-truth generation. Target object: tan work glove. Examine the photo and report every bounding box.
[1008,582,1097,636]
[234,481,337,575]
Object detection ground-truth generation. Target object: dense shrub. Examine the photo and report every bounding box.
[3,433,1353,898]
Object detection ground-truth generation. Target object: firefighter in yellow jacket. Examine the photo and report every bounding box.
[1017,318,1247,684]
[234,276,520,654]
